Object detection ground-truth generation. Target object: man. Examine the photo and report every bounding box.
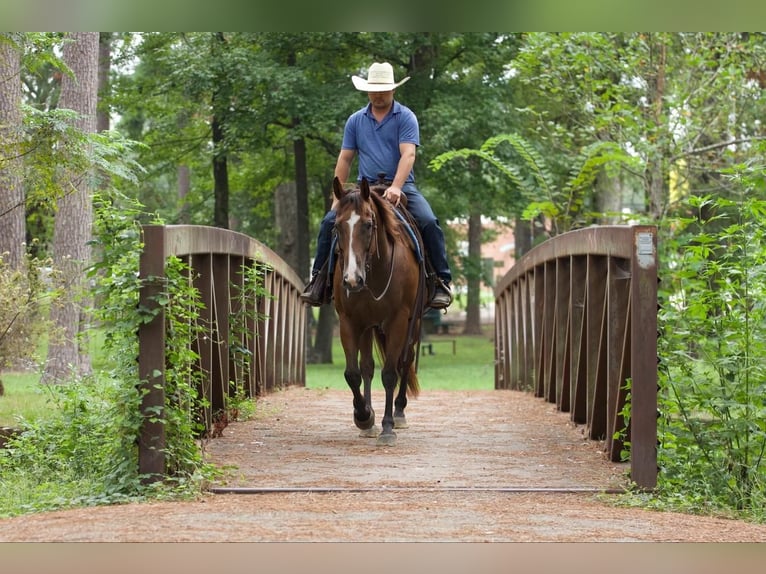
[301,62,453,309]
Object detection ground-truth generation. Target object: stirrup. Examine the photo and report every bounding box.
[429,281,452,309]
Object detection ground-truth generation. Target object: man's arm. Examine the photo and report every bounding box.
[334,149,355,185]
[384,142,416,207]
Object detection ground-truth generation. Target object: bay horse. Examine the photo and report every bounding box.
[331,176,426,446]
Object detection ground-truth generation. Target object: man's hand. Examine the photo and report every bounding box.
[383,185,403,207]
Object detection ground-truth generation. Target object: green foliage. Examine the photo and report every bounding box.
[90,190,267,477]
[0,377,146,517]
[21,103,147,257]
[0,252,50,381]
[157,255,210,477]
[431,133,636,234]
[1,189,154,511]
[656,168,766,519]
[0,191,214,516]
[228,261,271,404]
[613,379,632,463]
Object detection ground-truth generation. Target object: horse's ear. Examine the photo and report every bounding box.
[333,176,344,201]
[360,178,371,201]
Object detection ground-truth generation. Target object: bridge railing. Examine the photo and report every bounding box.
[137,225,306,478]
[494,225,658,489]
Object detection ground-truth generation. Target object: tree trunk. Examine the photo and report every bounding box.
[176,108,191,223]
[312,305,335,364]
[79,32,111,369]
[514,217,533,259]
[647,36,667,220]
[274,181,299,272]
[43,32,99,383]
[463,210,483,335]
[0,33,25,270]
[311,179,335,364]
[595,170,624,224]
[177,165,191,223]
[211,114,229,229]
[97,33,111,133]
[209,33,231,230]
[293,136,310,281]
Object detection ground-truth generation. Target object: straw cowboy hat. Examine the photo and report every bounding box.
[351,62,411,92]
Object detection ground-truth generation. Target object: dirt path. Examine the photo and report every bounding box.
[1,386,766,542]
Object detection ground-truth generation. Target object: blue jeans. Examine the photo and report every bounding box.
[311,183,452,285]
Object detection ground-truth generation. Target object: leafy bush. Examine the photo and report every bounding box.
[657,169,766,519]
[0,192,216,516]
[0,376,145,516]
[0,251,50,394]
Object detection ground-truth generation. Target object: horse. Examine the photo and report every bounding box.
[331,176,426,446]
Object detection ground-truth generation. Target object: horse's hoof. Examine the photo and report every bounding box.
[376,432,397,447]
[393,416,408,429]
[359,425,379,438]
[354,409,375,430]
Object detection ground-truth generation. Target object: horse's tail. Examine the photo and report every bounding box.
[406,363,420,398]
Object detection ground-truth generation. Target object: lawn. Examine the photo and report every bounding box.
[0,330,108,427]
[0,328,497,427]
[306,330,497,391]
[0,371,53,427]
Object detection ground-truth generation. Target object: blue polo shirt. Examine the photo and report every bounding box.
[341,100,420,184]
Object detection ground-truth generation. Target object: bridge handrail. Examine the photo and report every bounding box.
[494,225,658,489]
[137,224,306,479]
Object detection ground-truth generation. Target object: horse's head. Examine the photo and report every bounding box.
[332,177,377,292]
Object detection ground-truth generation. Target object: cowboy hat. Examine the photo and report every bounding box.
[351,62,411,92]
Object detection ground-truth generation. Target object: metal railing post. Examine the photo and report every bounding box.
[138,225,167,481]
[629,226,658,489]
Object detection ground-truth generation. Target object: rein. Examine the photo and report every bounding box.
[366,240,396,301]
[335,183,428,374]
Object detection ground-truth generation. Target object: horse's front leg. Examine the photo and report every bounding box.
[339,321,374,431]
[357,328,378,437]
[378,316,414,445]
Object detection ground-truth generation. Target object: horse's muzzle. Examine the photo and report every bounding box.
[342,271,365,292]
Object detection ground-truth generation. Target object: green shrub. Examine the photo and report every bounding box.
[0,192,216,516]
[657,175,766,519]
[0,252,50,395]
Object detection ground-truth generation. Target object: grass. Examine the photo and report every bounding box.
[0,327,496,426]
[0,329,108,427]
[306,330,496,391]
[0,372,54,427]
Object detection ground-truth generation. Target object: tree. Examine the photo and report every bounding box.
[399,33,521,334]
[0,33,25,270]
[43,32,99,383]
[110,34,527,346]
[0,34,25,395]
[509,33,766,224]
[246,33,361,362]
[97,33,111,133]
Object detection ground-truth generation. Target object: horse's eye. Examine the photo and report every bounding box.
[364,221,373,231]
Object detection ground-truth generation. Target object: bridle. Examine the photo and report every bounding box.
[336,204,396,301]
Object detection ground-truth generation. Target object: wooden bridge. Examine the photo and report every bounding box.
[137,224,657,489]
[494,225,658,489]
[137,225,306,478]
